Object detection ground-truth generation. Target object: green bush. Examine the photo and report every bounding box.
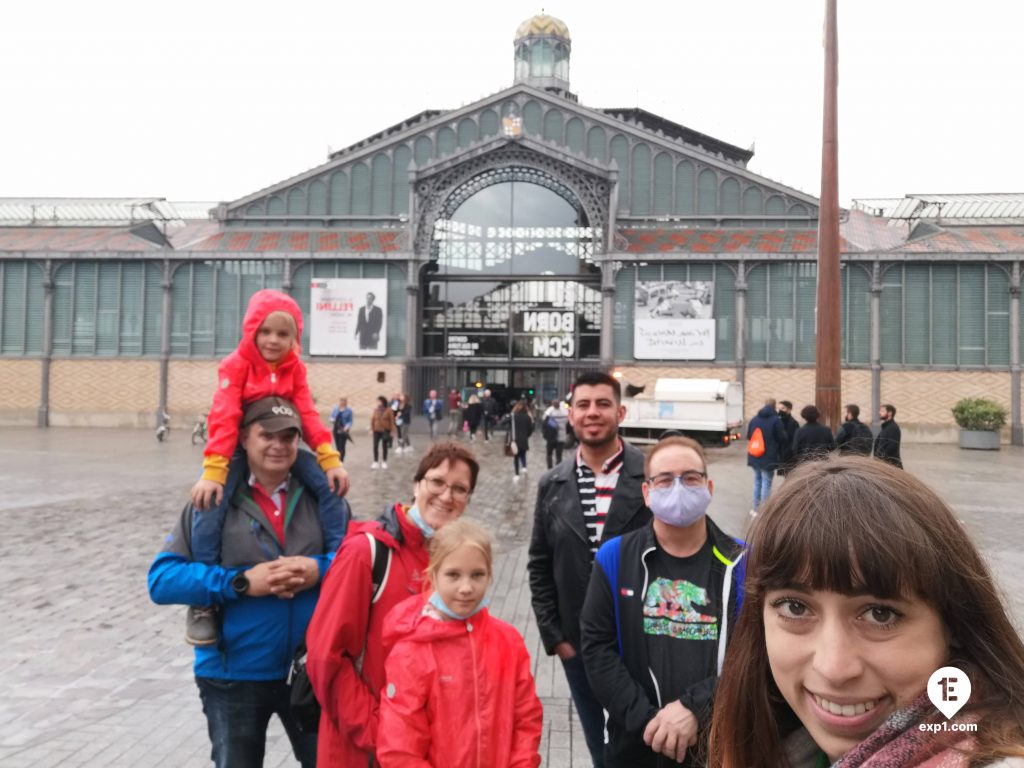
[951,398,1008,431]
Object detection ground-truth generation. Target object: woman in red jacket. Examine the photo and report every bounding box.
[305,442,479,768]
[377,519,543,768]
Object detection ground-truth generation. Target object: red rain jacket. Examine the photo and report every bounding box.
[377,593,543,768]
[305,505,430,768]
[202,289,335,484]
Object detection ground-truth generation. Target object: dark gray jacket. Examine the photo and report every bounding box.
[528,440,651,654]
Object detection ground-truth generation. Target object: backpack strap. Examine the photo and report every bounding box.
[594,537,625,658]
[364,532,392,604]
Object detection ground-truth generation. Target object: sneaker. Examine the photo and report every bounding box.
[185,606,218,647]
[513,474,521,483]
[371,462,379,470]
[749,509,758,518]
[382,461,388,469]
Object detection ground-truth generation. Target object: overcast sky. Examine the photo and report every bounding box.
[3,1,1020,207]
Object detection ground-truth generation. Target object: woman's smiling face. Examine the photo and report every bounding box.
[764,587,949,762]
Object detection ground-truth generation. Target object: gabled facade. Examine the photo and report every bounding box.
[0,15,1021,444]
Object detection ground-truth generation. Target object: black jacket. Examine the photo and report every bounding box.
[580,518,745,768]
[776,412,800,475]
[874,419,903,468]
[792,422,837,464]
[835,418,873,455]
[746,405,788,472]
[510,410,533,452]
[528,441,650,654]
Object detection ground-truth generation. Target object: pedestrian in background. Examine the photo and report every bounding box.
[422,389,443,441]
[746,398,788,516]
[482,388,499,442]
[775,400,799,476]
[542,399,569,469]
[834,403,872,455]
[791,404,836,465]
[510,399,534,482]
[464,394,483,442]
[331,397,353,463]
[447,389,462,437]
[370,395,396,469]
[395,393,412,455]
[874,403,903,468]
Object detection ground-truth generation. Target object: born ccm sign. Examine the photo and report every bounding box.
[518,311,575,358]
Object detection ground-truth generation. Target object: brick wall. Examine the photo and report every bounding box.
[50,359,160,427]
[0,360,41,424]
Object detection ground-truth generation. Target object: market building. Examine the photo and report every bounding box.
[1,13,1022,443]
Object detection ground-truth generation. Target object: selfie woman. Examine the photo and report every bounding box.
[709,454,1024,768]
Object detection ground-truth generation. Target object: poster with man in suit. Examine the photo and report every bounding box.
[309,278,387,356]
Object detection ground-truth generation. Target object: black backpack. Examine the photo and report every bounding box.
[289,532,392,733]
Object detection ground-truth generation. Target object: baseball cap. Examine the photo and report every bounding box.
[241,396,302,436]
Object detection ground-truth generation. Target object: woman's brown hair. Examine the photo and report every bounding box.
[708,454,1024,767]
[413,441,480,492]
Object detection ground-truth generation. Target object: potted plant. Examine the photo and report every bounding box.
[951,397,1007,450]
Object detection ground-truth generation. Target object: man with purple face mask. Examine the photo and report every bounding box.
[580,436,745,768]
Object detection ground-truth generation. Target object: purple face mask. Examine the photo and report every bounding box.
[647,479,711,528]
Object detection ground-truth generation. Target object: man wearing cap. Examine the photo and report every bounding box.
[149,396,344,767]
[354,292,383,350]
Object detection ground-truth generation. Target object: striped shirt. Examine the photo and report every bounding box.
[575,441,625,556]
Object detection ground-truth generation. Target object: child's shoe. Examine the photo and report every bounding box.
[186,605,219,646]
[382,461,389,469]
[371,462,379,470]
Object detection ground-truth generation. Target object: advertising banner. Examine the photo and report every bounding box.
[309,278,388,356]
[633,280,716,360]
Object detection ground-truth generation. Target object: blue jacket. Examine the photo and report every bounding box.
[422,397,443,421]
[746,404,788,472]
[148,481,336,680]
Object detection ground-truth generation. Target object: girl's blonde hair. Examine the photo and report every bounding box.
[426,518,493,586]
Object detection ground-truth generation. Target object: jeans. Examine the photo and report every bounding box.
[373,431,390,462]
[751,466,774,510]
[428,418,438,440]
[192,450,349,563]
[447,409,461,435]
[546,440,565,469]
[512,450,528,475]
[560,654,606,768]
[196,677,317,768]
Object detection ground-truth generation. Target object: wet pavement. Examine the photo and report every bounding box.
[0,424,1021,767]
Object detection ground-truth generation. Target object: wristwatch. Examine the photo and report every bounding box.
[231,571,250,596]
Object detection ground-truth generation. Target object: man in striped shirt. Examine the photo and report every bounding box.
[529,372,651,767]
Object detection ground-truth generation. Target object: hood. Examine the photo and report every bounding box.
[382,593,491,650]
[238,289,304,365]
[757,404,777,419]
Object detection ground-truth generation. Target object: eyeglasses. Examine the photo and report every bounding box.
[422,475,472,501]
[647,471,706,489]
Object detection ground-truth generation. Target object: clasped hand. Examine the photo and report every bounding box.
[642,700,698,763]
[245,556,319,599]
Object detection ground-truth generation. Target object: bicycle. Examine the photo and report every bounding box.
[191,413,208,445]
[156,410,170,442]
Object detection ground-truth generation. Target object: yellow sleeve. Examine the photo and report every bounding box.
[315,442,343,471]
[201,454,231,485]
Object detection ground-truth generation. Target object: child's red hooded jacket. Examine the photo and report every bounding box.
[202,289,339,484]
[376,593,543,768]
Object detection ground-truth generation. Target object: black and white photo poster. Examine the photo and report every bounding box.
[309,278,387,356]
[634,280,716,360]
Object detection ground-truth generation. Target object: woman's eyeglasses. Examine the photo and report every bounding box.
[422,475,472,501]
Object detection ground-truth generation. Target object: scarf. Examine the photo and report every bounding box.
[832,693,976,768]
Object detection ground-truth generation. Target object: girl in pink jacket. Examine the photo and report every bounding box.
[377,519,543,768]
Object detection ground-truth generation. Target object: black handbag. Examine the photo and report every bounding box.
[288,641,320,733]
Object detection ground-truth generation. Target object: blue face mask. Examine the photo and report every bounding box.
[428,591,490,620]
[407,505,434,538]
[648,479,711,528]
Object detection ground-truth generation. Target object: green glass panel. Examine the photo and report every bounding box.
[523,101,542,135]
[721,178,740,215]
[190,262,215,356]
[214,262,240,356]
[610,135,629,212]
[903,265,930,364]
[986,266,1009,366]
[287,187,307,215]
[457,118,477,148]
[1,263,26,353]
[742,186,763,215]
[308,180,327,215]
[879,265,903,364]
[267,196,285,216]
[351,162,370,216]
[393,144,412,216]
[746,265,768,363]
[329,171,349,215]
[842,265,870,365]
[675,161,695,214]
[72,263,97,355]
[653,153,672,215]
[631,144,651,214]
[697,169,717,215]
[436,127,456,156]
[96,263,121,356]
[52,263,74,355]
[931,265,956,365]
[958,264,985,366]
[795,262,817,363]
[586,126,606,161]
[613,266,635,360]
[414,136,433,166]
[143,263,163,356]
[480,109,499,137]
[565,118,584,153]
[543,109,563,143]
[170,263,192,355]
[714,265,736,363]
[386,263,406,357]
[371,154,392,215]
[765,196,786,215]
[768,263,795,363]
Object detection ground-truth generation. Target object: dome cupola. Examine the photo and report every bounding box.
[514,13,573,99]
